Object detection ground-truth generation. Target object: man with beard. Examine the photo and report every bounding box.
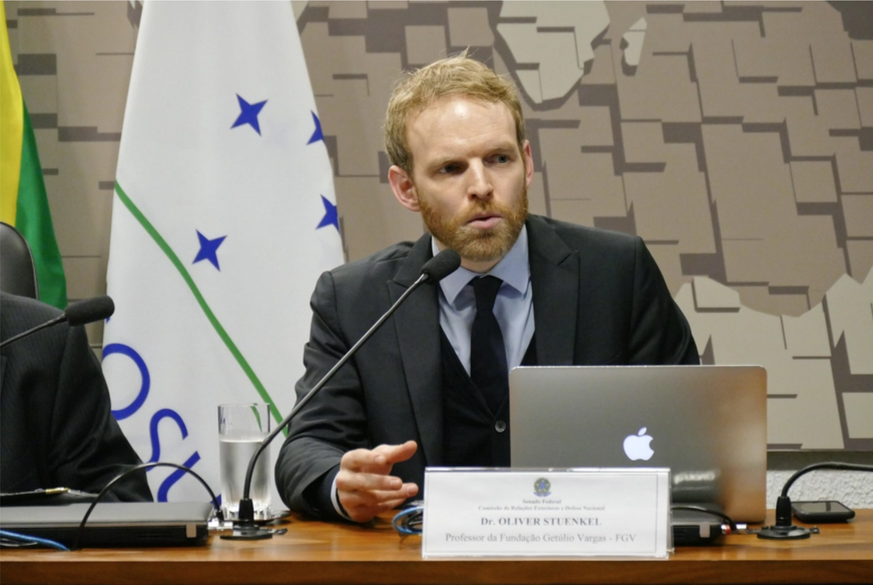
[276,54,698,523]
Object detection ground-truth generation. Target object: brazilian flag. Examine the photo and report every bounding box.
[0,0,66,308]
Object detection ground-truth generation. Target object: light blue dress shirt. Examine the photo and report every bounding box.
[433,225,535,374]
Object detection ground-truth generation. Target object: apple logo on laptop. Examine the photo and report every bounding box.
[623,427,654,461]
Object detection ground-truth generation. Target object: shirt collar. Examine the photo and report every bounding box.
[434,224,530,306]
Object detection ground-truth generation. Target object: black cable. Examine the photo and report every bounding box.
[72,462,222,551]
[780,462,873,497]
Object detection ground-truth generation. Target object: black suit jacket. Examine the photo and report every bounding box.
[276,216,698,517]
[0,292,153,502]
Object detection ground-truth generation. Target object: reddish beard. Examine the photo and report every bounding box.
[418,186,528,264]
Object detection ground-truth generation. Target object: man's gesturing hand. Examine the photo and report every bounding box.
[336,440,419,523]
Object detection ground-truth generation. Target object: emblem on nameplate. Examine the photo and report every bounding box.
[533,477,551,497]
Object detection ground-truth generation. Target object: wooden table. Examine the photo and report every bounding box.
[1,510,871,584]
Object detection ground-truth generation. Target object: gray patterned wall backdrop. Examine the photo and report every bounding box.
[6,1,873,457]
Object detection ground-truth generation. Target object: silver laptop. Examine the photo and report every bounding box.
[0,502,214,548]
[509,365,767,523]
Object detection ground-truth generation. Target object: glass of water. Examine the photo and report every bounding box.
[217,403,272,521]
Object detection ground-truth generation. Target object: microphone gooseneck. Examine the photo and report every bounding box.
[0,295,116,350]
[222,248,462,540]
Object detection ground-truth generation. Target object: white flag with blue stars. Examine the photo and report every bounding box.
[103,1,343,505]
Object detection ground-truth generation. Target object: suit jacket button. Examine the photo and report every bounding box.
[494,420,507,433]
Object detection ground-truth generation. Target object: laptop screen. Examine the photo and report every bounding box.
[509,365,767,522]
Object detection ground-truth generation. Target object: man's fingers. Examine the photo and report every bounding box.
[344,500,405,524]
[336,469,404,494]
[340,448,379,472]
[339,483,418,511]
[372,440,418,465]
[342,440,418,473]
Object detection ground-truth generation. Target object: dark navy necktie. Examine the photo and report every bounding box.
[470,276,508,413]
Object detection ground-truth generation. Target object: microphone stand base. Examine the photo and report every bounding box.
[220,523,274,540]
[757,525,818,540]
[220,499,274,540]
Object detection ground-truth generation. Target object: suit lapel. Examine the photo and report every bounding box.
[527,216,579,365]
[386,217,580,464]
[389,234,443,466]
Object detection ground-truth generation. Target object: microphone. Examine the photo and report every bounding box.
[758,462,873,540]
[420,249,463,282]
[65,295,115,327]
[0,295,116,350]
[222,248,461,540]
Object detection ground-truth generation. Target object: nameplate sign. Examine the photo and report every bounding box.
[422,468,671,558]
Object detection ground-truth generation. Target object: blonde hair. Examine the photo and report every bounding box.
[384,52,525,174]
